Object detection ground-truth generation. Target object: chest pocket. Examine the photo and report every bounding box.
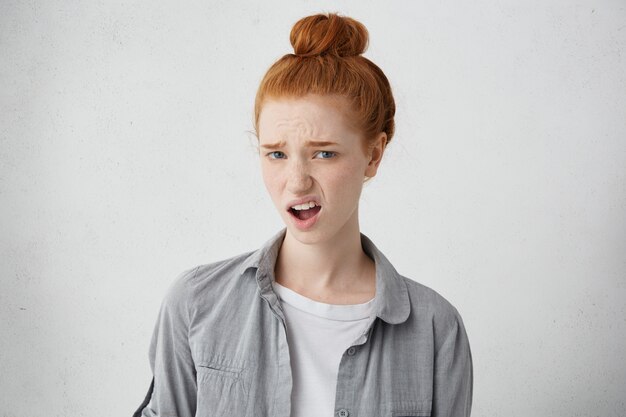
[196,357,250,417]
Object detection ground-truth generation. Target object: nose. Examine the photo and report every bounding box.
[286,159,313,194]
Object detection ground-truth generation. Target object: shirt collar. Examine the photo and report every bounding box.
[239,227,410,325]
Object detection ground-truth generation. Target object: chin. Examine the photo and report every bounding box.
[283,222,323,242]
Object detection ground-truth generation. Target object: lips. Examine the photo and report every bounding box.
[290,205,321,220]
[287,196,322,231]
[285,195,321,211]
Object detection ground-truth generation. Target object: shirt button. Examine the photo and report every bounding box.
[347,347,356,356]
[337,409,349,417]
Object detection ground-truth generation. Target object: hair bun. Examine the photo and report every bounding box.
[289,13,369,58]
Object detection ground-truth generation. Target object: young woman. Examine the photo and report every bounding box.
[135,12,473,417]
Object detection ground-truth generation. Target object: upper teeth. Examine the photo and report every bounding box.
[291,201,318,210]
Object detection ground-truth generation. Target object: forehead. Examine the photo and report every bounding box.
[258,95,359,141]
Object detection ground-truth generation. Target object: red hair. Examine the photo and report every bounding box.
[253,12,396,156]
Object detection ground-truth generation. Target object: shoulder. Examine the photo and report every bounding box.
[160,250,256,312]
[400,275,468,339]
[401,276,461,317]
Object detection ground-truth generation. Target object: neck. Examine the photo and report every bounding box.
[274,213,376,304]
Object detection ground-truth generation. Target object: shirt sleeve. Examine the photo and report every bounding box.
[432,311,473,417]
[141,267,199,417]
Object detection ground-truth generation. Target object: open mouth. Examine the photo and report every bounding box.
[289,205,322,221]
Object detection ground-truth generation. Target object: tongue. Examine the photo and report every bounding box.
[297,206,321,220]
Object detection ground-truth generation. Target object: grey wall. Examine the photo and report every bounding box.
[1,1,625,416]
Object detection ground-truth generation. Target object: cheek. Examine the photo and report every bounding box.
[260,165,285,206]
[260,159,277,181]
[260,165,270,185]
[339,158,367,181]
[325,161,365,195]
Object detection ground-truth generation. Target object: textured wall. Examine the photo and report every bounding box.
[1,1,625,416]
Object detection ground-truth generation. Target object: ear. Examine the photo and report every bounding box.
[364,132,387,178]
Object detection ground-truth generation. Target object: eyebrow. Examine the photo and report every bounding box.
[260,140,339,150]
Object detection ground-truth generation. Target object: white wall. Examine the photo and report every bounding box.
[1,1,625,415]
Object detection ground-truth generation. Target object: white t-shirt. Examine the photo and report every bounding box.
[272,281,375,417]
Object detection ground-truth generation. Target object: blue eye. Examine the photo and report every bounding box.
[267,151,285,159]
[316,151,336,159]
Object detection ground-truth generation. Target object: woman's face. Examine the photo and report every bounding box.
[258,94,384,243]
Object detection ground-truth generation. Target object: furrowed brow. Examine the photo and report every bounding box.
[305,140,338,147]
[260,140,339,149]
[260,140,287,150]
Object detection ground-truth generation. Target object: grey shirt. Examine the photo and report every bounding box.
[139,227,473,417]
